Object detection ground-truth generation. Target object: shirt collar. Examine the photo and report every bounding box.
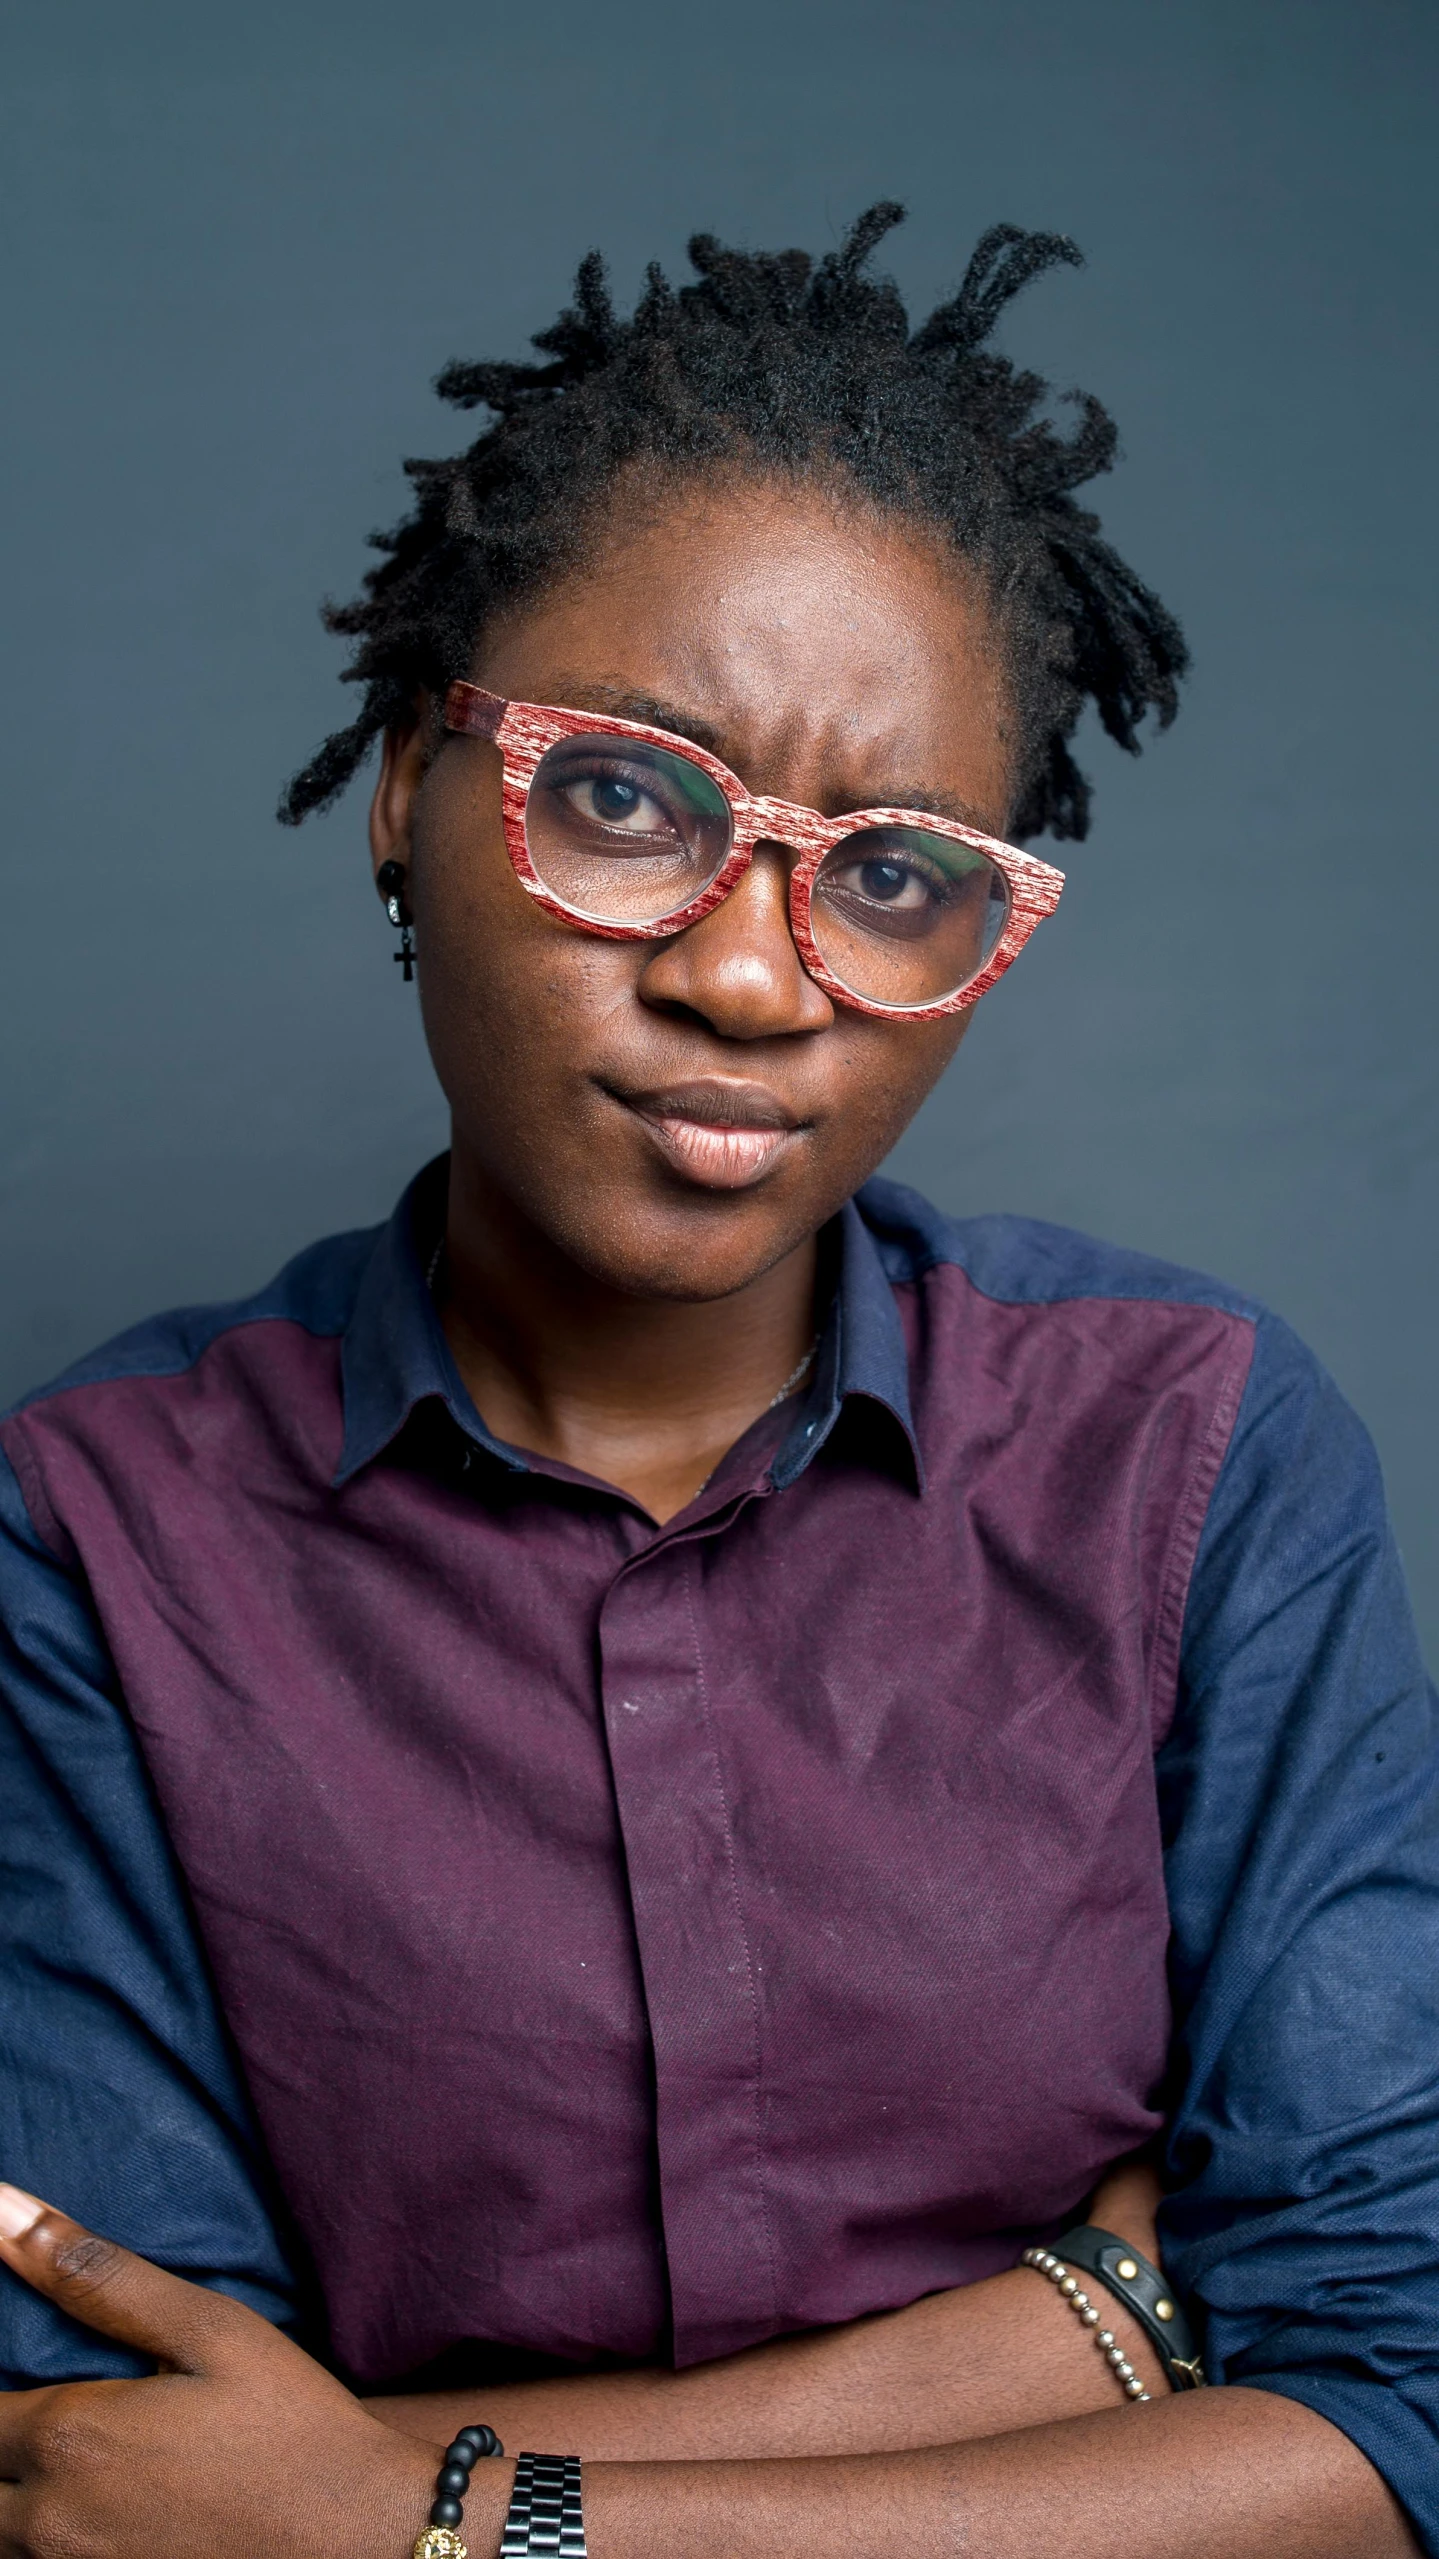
[335,1158,519,1487]
[336,1159,921,1493]
[769,1192,922,1492]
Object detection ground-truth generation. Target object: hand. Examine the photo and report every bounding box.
[0,2184,450,2559]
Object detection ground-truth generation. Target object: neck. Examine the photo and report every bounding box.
[437,1147,819,1525]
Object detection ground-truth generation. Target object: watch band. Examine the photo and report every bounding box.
[1051,2224,1206,2389]
[498,2455,587,2559]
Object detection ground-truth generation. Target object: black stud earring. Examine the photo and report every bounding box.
[376,860,415,982]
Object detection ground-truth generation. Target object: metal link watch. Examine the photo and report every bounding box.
[497,2455,587,2559]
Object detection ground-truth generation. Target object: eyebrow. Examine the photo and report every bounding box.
[859,782,998,832]
[538,678,1000,834]
[539,681,728,759]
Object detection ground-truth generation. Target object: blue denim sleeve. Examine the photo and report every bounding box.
[1158,1311,1439,2552]
[0,1447,304,2385]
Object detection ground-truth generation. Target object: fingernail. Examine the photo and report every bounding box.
[0,2185,48,2241]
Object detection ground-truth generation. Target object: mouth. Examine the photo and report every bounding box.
[606,1078,807,1191]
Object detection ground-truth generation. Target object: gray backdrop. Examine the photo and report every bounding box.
[4,0,1436,1659]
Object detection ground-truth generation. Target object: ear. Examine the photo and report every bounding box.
[369,704,434,892]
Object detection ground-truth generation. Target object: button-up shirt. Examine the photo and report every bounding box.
[2,1166,1436,2546]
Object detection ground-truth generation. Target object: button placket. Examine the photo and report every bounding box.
[597,1528,778,2365]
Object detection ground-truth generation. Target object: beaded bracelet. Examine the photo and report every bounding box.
[1047,2224,1206,2390]
[412,2422,504,2559]
[1020,2247,1151,2402]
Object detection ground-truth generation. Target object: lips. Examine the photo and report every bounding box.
[608,1079,806,1191]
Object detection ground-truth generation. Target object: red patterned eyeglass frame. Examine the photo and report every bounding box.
[443,680,1065,1021]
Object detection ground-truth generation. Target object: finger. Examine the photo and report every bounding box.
[0,2184,275,2374]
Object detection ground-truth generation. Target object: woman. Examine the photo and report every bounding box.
[0,210,1434,2558]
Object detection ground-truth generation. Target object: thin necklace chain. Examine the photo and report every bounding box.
[428,1236,818,1415]
[766,1335,820,1409]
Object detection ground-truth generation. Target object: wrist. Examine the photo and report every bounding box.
[1086,2158,1162,2267]
[398,2423,517,2559]
[1020,2246,1168,2401]
[370,2439,517,2559]
[447,2459,515,2559]
[351,2427,460,2559]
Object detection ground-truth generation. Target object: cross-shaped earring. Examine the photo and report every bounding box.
[376,861,416,982]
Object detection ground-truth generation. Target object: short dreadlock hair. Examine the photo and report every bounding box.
[281,205,1186,841]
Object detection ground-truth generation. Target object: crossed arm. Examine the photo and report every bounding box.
[0,2167,1415,2559]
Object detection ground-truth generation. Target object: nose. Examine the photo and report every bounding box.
[635,841,835,1041]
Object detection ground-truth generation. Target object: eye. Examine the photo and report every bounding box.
[824,844,951,917]
[556,761,684,841]
[847,854,937,909]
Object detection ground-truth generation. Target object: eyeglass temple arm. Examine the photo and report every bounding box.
[443,681,508,741]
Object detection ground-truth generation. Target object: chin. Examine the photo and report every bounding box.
[560,1188,815,1304]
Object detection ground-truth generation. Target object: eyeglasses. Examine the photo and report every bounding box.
[443,682,1064,1019]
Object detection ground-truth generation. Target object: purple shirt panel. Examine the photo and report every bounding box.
[2,1194,1253,2383]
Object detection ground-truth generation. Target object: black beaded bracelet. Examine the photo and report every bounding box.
[412,2423,505,2559]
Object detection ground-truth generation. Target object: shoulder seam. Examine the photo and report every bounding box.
[0,1431,72,1567]
[1146,1319,1258,1746]
[3,1305,338,1423]
[918,1261,1259,1325]
[858,1182,1264,1323]
[1,1223,383,1424]
[886,1239,1260,1327]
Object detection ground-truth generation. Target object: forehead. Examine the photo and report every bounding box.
[471,474,1018,825]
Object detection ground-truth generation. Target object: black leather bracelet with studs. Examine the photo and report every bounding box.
[1023,2223,1207,2396]
[1052,2225,1206,2389]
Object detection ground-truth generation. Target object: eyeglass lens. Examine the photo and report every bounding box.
[524,733,1009,1007]
[525,734,733,925]
[808,826,1009,1008]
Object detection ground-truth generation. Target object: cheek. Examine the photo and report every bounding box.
[826,1014,971,1162]
[411,792,635,1119]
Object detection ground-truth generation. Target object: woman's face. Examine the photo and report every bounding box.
[372,473,1020,1302]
